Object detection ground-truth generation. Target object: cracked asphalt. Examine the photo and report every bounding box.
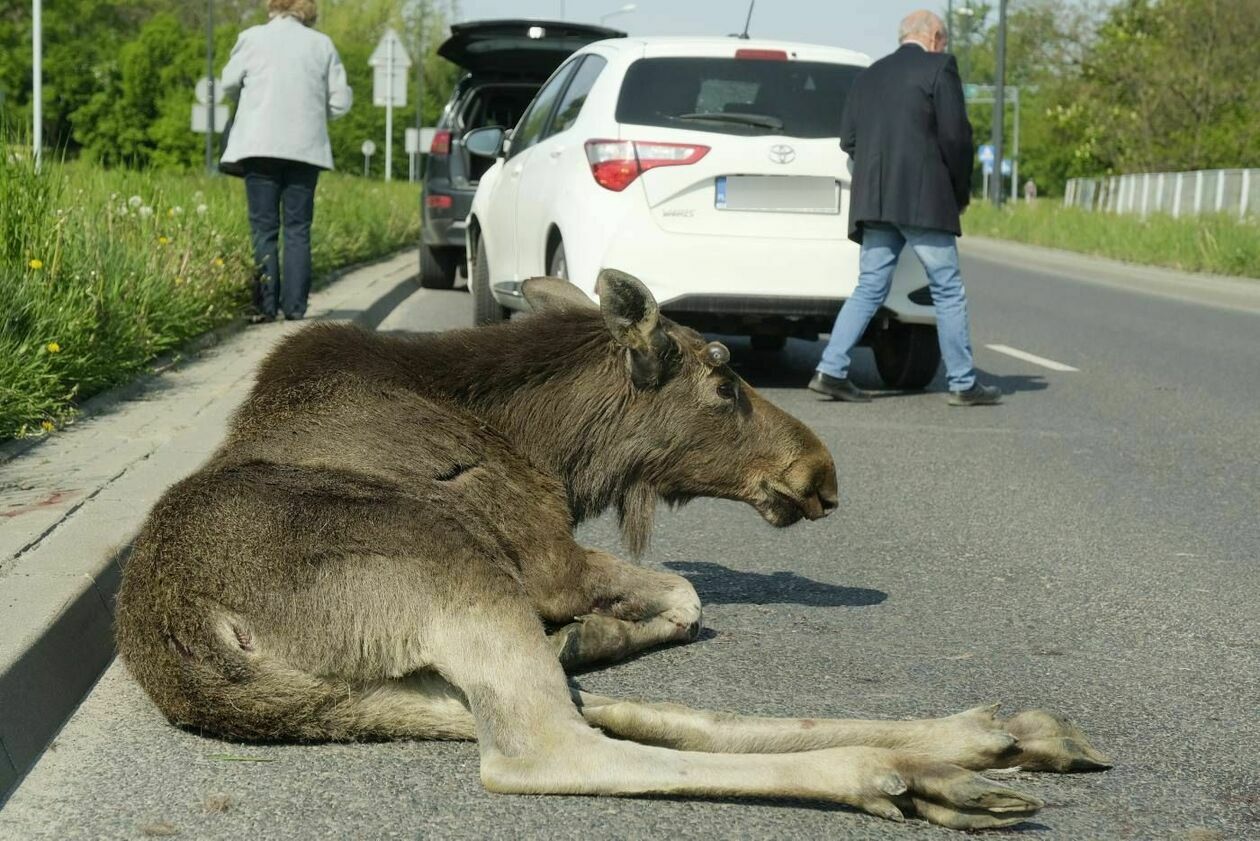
[2,246,1257,840]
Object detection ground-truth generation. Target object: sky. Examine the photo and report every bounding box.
[451,0,953,61]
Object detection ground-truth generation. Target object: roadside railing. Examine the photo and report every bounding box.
[1064,168,1258,221]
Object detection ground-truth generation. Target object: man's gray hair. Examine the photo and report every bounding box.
[899,10,946,43]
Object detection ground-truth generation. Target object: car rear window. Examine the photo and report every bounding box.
[615,57,863,138]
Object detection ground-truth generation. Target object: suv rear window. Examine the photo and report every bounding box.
[615,57,862,138]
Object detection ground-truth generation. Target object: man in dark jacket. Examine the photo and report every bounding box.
[809,10,1001,406]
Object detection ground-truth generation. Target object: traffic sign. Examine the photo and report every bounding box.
[195,76,226,105]
[370,29,412,107]
[361,140,377,157]
[191,105,229,133]
[978,144,995,165]
[191,76,227,134]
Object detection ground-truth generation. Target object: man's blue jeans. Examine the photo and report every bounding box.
[817,223,977,392]
[243,157,320,320]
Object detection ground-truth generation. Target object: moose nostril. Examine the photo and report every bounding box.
[819,491,839,513]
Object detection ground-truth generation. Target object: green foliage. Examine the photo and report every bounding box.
[0,151,422,438]
[950,0,1260,196]
[964,201,1260,278]
[0,0,458,175]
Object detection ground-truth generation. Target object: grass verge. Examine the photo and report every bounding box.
[1,155,420,438]
[963,201,1260,279]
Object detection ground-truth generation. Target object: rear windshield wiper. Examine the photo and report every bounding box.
[675,111,785,131]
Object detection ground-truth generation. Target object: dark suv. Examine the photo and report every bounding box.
[419,19,624,289]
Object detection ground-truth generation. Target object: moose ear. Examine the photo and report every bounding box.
[521,276,598,314]
[596,269,659,350]
[597,269,677,389]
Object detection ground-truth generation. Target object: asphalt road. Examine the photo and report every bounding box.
[3,247,1258,840]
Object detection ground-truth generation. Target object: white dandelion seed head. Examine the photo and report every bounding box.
[196,204,209,216]
[139,206,154,218]
[172,206,184,216]
[128,195,143,208]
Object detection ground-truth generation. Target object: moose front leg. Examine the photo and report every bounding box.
[576,694,1112,773]
[539,549,702,670]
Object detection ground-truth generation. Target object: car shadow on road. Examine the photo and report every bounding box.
[664,561,886,608]
[717,335,932,394]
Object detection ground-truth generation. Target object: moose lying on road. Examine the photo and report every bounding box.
[116,270,1110,830]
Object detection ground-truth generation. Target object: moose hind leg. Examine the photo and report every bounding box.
[576,693,1111,772]
[542,549,702,670]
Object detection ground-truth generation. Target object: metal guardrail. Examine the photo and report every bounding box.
[1064,169,1258,220]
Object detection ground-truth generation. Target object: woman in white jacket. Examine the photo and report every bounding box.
[220,0,352,323]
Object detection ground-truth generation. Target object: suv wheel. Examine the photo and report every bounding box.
[547,239,568,280]
[872,323,941,390]
[420,245,460,290]
[472,237,509,326]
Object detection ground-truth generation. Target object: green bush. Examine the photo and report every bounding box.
[963,202,1260,279]
[0,153,420,438]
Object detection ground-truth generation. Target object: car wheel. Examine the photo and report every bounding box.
[750,334,787,352]
[420,245,460,290]
[872,323,941,390]
[547,239,568,280]
[472,237,509,326]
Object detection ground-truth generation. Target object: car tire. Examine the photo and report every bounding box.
[750,334,787,352]
[547,239,568,280]
[872,323,941,390]
[420,245,460,290]
[472,237,509,326]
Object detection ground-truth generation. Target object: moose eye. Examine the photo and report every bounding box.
[716,380,738,401]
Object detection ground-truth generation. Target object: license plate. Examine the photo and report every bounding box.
[714,175,840,214]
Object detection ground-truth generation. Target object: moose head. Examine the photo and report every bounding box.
[520,270,839,553]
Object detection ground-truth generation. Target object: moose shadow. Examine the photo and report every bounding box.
[664,561,886,608]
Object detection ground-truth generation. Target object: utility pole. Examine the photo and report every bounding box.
[32,0,42,171]
[205,0,216,175]
[990,0,1007,206]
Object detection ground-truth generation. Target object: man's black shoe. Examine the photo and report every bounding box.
[808,372,872,403]
[947,383,1002,406]
[247,313,276,325]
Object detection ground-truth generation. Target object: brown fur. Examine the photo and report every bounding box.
[115,272,1107,829]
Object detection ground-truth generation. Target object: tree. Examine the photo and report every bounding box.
[1072,0,1260,172]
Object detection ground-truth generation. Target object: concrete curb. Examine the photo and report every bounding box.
[0,250,420,804]
[962,236,1260,315]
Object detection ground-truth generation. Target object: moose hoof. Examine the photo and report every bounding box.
[1003,709,1113,772]
[838,749,1044,830]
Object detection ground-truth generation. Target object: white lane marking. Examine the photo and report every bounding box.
[985,344,1080,372]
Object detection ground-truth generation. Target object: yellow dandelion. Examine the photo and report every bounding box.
[41,420,55,432]
[174,276,186,285]
[158,235,171,246]
[212,257,225,268]
[47,342,61,353]
[29,258,44,270]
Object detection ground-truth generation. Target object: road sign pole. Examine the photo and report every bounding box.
[1010,86,1019,202]
[32,0,42,171]
[205,0,216,176]
[990,0,1007,206]
[385,35,393,182]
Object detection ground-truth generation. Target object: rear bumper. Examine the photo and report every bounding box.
[422,187,475,250]
[592,223,937,327]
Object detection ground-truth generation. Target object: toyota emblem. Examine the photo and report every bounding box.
[768,144,796,164]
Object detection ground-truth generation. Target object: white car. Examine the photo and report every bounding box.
[464,35,941,388]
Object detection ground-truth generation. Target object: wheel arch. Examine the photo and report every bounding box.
[544,224,564,271]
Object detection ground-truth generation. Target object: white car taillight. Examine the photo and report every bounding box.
[584,139,710,192]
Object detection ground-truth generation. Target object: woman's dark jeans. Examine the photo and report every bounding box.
[242,157,320,320]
